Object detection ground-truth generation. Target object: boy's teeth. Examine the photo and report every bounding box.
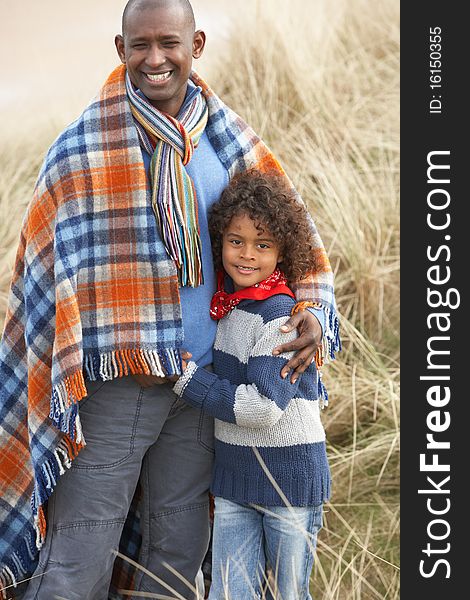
[147,72,171,81]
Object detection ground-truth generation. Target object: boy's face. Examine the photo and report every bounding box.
[222,213,283,291]
[115,3,205,117]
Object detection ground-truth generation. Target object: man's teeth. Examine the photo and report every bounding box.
[147,72,171,82]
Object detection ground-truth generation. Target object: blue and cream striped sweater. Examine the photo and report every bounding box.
[173,294,331,507]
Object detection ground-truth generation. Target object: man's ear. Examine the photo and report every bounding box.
[192,30,206,59]
[115,35,126,63]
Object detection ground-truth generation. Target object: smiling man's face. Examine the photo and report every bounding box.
[115,2,205,116]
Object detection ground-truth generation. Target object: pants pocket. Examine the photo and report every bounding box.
[198,410,215,454]
[73,377,143,470]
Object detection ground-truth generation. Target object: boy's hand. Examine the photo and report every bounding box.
[273,311,322,384]
[180,350,192,371]
[167,350,192,382]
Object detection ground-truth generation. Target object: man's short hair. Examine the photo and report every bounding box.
[122,0,196,35]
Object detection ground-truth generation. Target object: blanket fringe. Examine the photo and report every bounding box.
[313,305,341,369]
[1,565,17,599]
[0,434,83,599]
[32,436,84,546]
[317,306,341,409]
[49,369,86,444]
[50,349,182,443]
[84,348,182,381]
[3,348,182,599]
[317,371,329,409]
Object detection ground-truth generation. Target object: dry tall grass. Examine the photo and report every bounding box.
[0,0,399,598]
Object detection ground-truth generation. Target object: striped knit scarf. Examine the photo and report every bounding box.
[126,72,208,287]
[0,64,341,599]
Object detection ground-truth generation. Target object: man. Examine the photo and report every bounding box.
[0,1,340,598]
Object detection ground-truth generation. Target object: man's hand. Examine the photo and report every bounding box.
[132,351,192,387]
[273,310,322,384]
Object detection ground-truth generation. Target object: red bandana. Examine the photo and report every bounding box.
[210,268,295,320]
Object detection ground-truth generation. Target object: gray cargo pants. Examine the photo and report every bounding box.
[23,375,214,600]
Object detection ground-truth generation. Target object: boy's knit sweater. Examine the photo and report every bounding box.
[173,294,331,507]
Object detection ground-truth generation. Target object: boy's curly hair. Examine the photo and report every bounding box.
[208,169,320,282]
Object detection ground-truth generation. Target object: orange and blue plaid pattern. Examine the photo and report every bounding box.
[0,65,340,598]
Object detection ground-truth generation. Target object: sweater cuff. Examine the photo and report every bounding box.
[173,361,198,397]
[172,361,218,409]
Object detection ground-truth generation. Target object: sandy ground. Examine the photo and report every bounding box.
[0,0,234,138]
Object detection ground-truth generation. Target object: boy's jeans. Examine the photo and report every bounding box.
[209,497,323,600]
[23,376,214,600]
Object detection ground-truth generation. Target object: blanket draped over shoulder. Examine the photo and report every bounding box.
[0,64,340,597]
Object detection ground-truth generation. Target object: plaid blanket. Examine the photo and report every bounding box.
[0,64,340,598]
